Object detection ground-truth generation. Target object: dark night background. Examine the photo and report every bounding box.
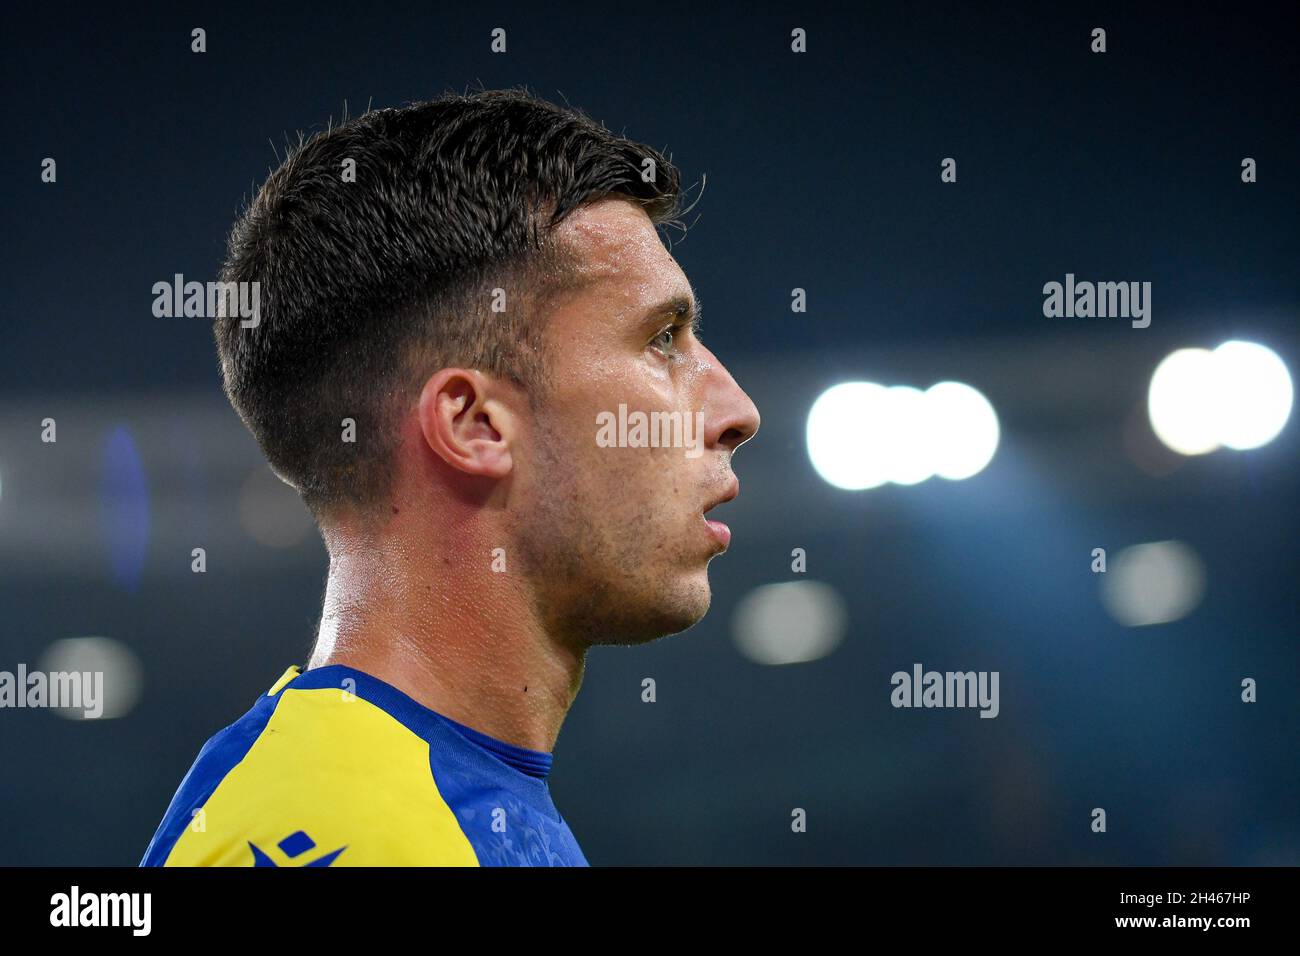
[1,2,1296,865]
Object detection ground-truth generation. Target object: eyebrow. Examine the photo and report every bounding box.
[643,292,703,336]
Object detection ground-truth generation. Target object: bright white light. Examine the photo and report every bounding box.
[731,580,847,665]
[806,382,891,490]
[1100,540,1205,627]
[879,386,932,485]
[1210,340,1293,450]
[808,380,999,489]
[923,381,1000,480]
[1148,348,1220,455]
[1149,342,1292,455]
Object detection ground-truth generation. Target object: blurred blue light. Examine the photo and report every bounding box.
[98,426,150,591]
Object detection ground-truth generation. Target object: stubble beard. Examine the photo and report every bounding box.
[514,419,711,650]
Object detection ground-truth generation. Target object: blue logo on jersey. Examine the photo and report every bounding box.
[249,830,346,867]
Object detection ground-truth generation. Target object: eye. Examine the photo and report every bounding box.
[649,322,682,354]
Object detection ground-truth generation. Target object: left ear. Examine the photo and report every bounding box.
[416,368,520,480]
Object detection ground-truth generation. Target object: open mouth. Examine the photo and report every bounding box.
[702,480,739,550]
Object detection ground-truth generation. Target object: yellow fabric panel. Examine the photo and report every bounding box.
[266,665,301,697]
[163,686,480,867]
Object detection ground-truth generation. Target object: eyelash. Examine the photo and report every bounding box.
[650,315,700,355]
[650,323,683,353]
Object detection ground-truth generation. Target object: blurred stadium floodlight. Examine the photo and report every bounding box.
[806,380,999,490]
[1099,540,1206,627]
[1148,340,1293,456]
[731,580,847,665]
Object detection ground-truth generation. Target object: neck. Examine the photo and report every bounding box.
[305,513,586,753]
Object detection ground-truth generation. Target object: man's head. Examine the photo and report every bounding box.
[217,88,759,647]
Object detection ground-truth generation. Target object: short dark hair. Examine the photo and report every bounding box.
[215,87,684,515]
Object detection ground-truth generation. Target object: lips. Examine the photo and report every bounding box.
[702,479,739,550]
[703,517,732,549]
[703,479,739,515]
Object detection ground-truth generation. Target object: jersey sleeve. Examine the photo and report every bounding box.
[143,683,480,867]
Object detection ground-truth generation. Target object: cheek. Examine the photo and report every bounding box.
[534,358,704,510]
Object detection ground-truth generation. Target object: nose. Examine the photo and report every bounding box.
[701,346,760,453]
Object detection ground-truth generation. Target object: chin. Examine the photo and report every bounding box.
[591,576,712,647]
[649,575,713,636]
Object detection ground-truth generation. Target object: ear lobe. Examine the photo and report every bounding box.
[417,369,515,479]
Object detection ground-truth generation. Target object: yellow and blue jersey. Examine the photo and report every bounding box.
[140,663,588,866]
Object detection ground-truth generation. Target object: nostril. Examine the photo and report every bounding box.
[718,426,746,450]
